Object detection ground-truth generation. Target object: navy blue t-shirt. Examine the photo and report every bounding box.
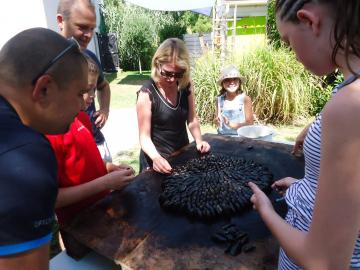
[0,96,58,256]
[83,49,105,144]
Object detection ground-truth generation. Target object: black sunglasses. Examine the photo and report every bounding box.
[32,37,80,85]
[159,65,185,79]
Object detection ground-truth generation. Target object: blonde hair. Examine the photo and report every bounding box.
[151,38,190,89]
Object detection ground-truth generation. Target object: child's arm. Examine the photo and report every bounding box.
[214,97,221,127]
[55,169,134,208]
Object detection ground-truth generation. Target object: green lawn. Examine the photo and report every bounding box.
[105,71,150,109]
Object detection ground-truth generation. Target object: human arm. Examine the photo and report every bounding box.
[187,83,211,153]
[93,79,110,128]
[292,123,311,156]
[224,95,254,130]
[214,97,221,127]
[249,88,360,269]
[55,168,134,208]
[136,90,172,174]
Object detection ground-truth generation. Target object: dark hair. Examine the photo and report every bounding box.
[0,28,87,88]
[57,0,95,21]
[276,0,360,75]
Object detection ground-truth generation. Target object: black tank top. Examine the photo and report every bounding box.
[138,79,190,166]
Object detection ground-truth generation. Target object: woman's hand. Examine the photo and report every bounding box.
[249,182,274,213]
[271,177,297,196]
[152,156,172,174]
[196,141,211,153]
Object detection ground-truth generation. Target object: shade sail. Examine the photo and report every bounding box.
[125,0,215,16]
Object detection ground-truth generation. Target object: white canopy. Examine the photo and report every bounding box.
[125,0,215,16]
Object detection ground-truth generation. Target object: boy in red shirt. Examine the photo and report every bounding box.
[47,57,135,226]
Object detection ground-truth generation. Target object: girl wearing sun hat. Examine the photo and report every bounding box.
[215,65,254,135]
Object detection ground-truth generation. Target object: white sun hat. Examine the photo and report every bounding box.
[218,65,245,85]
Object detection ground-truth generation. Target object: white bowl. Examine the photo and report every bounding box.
[237,125,274,141]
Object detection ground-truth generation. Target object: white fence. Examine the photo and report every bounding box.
[183,33,213,66]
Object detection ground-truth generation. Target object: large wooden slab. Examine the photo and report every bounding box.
[63,134,304,269]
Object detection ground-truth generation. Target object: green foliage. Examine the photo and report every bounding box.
[153,12,187,42]
[101,2,212,70]
[310,71,344,115]
[192,45,324,125]
[266,0,282,48]
[192,53,222,124]
[192,14,212,33]
[179,11,212,34]
[118,8,157,70]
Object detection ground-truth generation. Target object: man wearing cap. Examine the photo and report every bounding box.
[0,28,87,269]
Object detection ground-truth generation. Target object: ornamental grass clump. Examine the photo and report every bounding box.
[192,44,323,125]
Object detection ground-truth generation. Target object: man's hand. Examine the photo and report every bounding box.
[94,109,109,129]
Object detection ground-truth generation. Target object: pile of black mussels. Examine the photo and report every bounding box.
[159,154,273,219]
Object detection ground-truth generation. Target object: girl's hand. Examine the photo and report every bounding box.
[271,177,297,196]
[222,115,230,126]
[214,116,221,127]
[292,125,310,156]
[152,156,172,174]
[249,182,274,213]
[196,141,211,153]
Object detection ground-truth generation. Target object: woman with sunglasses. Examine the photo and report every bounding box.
[136,38,210,174]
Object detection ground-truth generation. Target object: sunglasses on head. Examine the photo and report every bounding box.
[32,37,80,85]
[159,64,185,79]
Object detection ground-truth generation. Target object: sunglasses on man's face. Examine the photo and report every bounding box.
[32,37,81,85]
[159,65,185,79]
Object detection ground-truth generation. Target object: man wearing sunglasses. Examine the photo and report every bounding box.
[0,28,88,270]
[57,0,112,162]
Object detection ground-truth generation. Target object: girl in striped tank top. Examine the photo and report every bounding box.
[248,1,360,269]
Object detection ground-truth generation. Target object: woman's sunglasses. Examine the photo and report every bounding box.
[32,37,80,85]
[159,65,185,79]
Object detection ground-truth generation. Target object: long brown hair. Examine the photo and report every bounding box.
[276,0,360,75]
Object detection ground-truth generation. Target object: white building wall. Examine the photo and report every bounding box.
[0,0,47,48]
[0,0,100,56]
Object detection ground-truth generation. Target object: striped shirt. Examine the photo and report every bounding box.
[279,75,360,269]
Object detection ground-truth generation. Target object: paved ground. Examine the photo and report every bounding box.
[101,108,139,158]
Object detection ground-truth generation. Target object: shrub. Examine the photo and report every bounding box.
[117,8,157,71]
[192,45,324,125]
[266,0,282,48]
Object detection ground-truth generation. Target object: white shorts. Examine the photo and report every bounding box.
[97,141,112,163]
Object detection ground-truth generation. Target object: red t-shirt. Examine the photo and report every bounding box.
[46,111,109,225]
